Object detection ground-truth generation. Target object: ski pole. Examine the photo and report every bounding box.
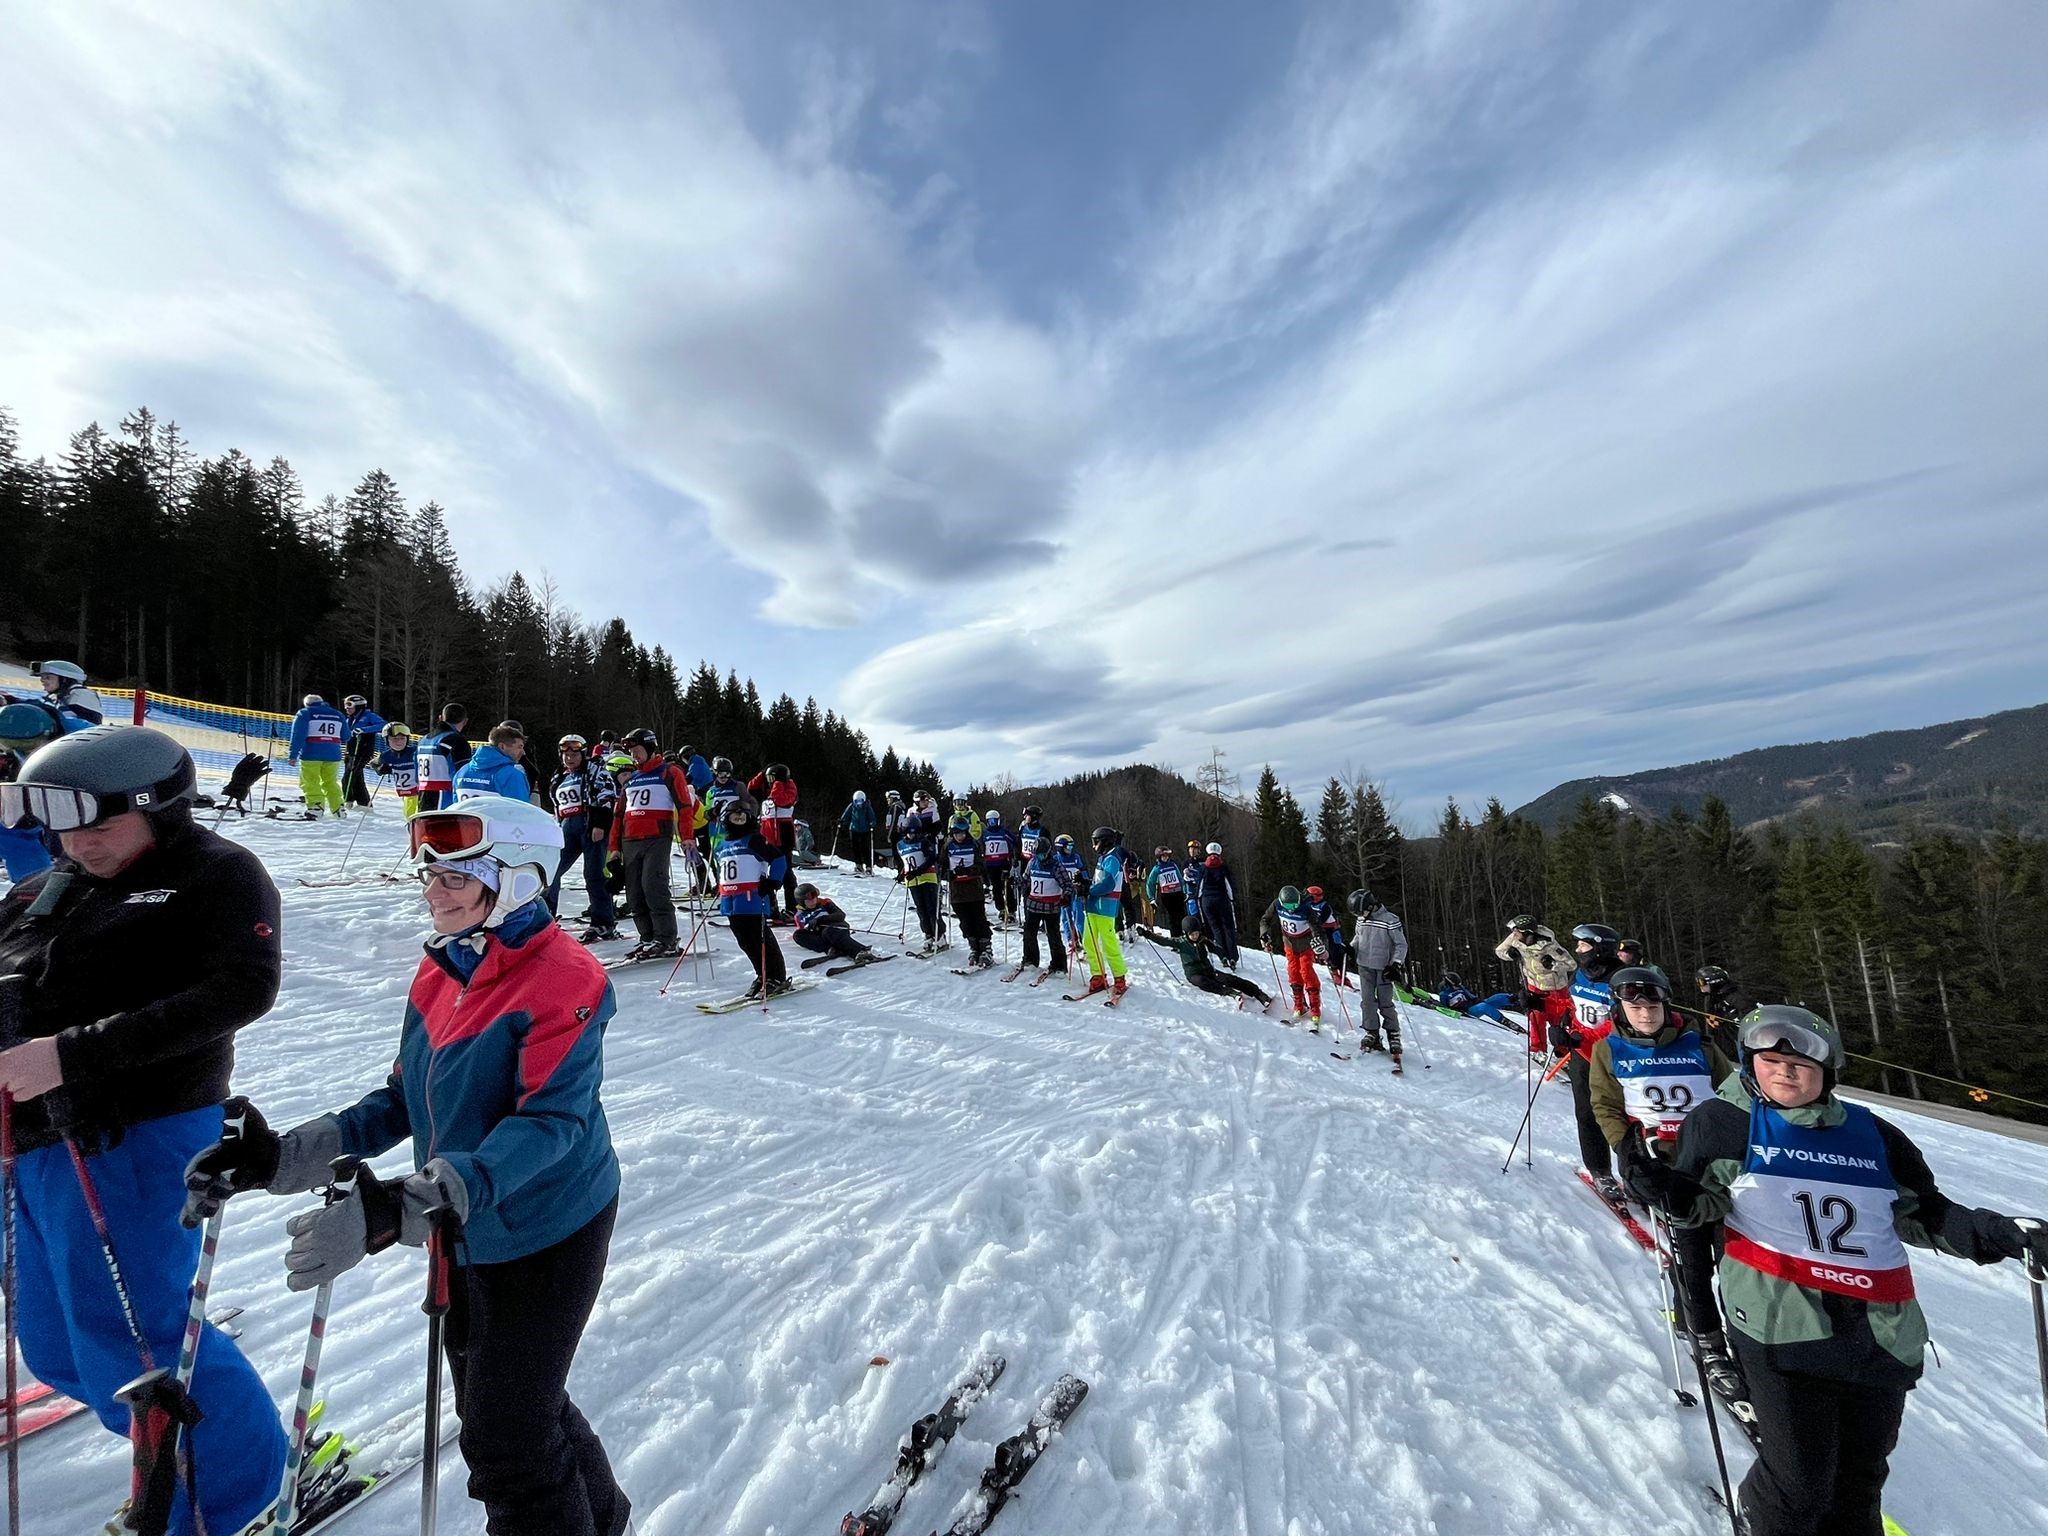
[1329,961,1354,1038]
[1660,1217,1739,1533]
[1264,945,1285,1011]
[759,922,771,1015]
[1651,1214,1700,1410]
[274,1161,359,1536]
[3,1091,18,1536]
[65,1140,156,1371]
[2020,1217,2048,1444]
[859,881,898,933]
[173,1101,247,1391]
[419,1206,459,1536]
[333,778,383,878]
[1499,1054,1555,1174]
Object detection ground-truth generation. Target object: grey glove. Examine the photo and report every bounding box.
[271,1114,347,1196]
[398,1157,470,1245]
[283,1171,403,1292]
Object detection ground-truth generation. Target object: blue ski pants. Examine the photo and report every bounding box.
[13,1107,287,1535]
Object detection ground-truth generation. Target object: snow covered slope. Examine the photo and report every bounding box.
[21,815,2048,1535]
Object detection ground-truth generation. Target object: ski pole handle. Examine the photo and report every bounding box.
[422,1207,459,1319]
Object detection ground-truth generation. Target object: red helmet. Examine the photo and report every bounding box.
[1306,885,1324,900]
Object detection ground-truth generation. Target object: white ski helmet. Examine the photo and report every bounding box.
[33,659,88,690]
[408,796,564,928]
[1206,841,1223,856]
[853,789,867,803]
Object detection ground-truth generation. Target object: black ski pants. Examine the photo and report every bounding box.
[1200,897,1239,966]
[1022,907,1066,971]
[1195,970,1268,1005]
[793,923,869,962]
[621,836,676,943]
[1564,1055,1612,1177]
[447,1198,630,1536]
[909,881,941,943]
[949,881,992,955]
[1154,890,1186,937]
[727,912,787,983]
[1663,1213,1724,1336]
[1731,1336,1910,1536]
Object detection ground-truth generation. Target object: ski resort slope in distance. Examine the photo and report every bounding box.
[17,814,2048,1536]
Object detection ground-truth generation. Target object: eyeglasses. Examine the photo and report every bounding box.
[408,812,489,862]
[415,867,481,892]
[1615,981,1669,1005]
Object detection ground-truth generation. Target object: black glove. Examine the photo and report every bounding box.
[1384,960,1404,984]
[181,1097,281,1227]
[1959,1208,2047,1267]
[1621,1153,1677,1210]
[1547,1020,1580,1057]
[1503,946,1523,964]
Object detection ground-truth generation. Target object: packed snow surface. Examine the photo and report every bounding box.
[18,814,2048,1535]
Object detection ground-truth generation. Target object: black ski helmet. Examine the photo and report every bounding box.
[1696,964,1731,993]
[1607,965,1674,1033]
[1091,825,1119,850]
[766,763,789,782]
[1571,922,1620,957]
[621,727,658,753]
[1278,885,1302,910]
[711,755,735,777]
[1023,804,1042,820]
[1616,936,1645,963]
[1182,913,1206,938]
[4,725,196,830]
[723,801,754,830]
[1347,889,1378,916]
[795,882,820,903]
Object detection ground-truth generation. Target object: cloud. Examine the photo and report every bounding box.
[4,1,2045,823]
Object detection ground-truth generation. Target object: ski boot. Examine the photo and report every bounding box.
[1593,1173,1627,1205]
[741,978,763,1000]
[1691,1331,1751,1413]
[1111,975,1128,997]
[645,939,681,959]
[580,925,623,945]
[1084,974,1109,995]
[972,949,996,969]
[852,950,878,967]
[765,977,794,998]
[1358,1034,1385,1053]
[1307,1013,1322,1033]
[620,941,653,963]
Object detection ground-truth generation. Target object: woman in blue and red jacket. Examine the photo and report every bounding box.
[180,797,631,1536]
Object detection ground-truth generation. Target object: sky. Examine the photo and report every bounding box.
[4,1,2045,826]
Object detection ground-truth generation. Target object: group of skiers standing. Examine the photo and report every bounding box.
[6,690,2047,1536]
[1485,912,2048,1535]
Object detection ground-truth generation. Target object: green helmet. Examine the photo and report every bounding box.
[1278,885,1301,910]
[1739,1005,1844,1092]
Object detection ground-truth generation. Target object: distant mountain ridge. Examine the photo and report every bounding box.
[1513,702,2048,838]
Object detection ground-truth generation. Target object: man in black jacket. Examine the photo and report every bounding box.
[0,726,288,1534]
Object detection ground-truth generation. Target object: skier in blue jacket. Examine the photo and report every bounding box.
[286,694,348,816]
[181,797,631,1536]
[339,694,385,808]
[715,801,790,997]
[453,723,533,803]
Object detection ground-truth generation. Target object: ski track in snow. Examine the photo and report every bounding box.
[14,816,2048,1535]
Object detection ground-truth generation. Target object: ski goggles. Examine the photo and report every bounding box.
[408,811,492,864]
[0,782,127,832]
[1739,1014,1833,1065]
[1613,979,1670,1004]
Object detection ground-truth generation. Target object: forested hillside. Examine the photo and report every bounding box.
[0,404,940,814]
[1514,703,2048,837]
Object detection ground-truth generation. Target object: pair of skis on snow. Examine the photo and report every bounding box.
[840,1355,1089,1536]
